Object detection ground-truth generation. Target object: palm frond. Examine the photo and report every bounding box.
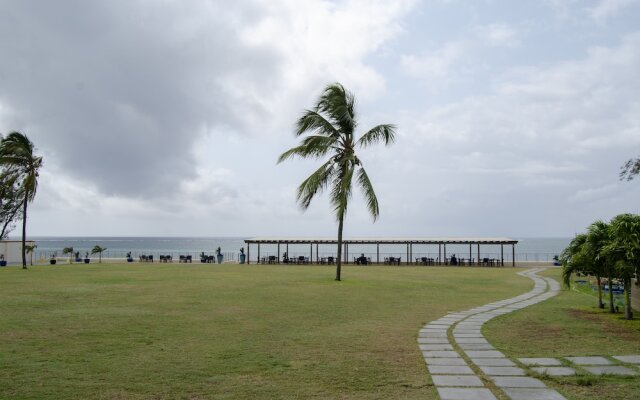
[296,159,335,210]
[356,166,379,221]
[295,110,340,137]
[277,135,338,164]
[356,124,397,148]
[330,159,355,220]
[316,83,356,136]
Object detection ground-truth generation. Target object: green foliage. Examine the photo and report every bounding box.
[561,214,640,319]
[620,157,640,181]
[0,171,24,239]
[0,132,42,269]
[91,245,107,263]
[278,83,396,280]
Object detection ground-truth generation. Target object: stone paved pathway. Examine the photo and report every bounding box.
[421,268,640,399]
[421,268,566,400]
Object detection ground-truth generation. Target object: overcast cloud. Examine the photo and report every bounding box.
[1,0,639,238]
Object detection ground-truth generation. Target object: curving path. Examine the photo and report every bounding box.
[419,268,566,400]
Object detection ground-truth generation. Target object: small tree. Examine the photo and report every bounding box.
[0,172,24,239]
[24,244,37,266]
[91,245,106,263]
[606,213,640,320]
[561,233,605,309]
[62,247,74,263]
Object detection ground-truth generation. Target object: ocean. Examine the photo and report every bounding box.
[26,236,571,263]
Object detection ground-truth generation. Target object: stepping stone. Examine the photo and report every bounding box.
[464,350,504,358]
[456,338,488,344]
[437,387,497,400]
[431,375,483,387]
[423,351,460,358]
[583,366,638,376]
[454,333,484,338]
[479,366,526,376]
[458,344,495,351]
[531,367,576,376]
[565,356,612,365]
[419,332,448,338]
[471,358,516,367]
[428,365,474,375]
[420,344,454,351]
[502,388,566,400]
[418,337,449,344]
[518,358,561,366]
[491,376,546,388]
[503,388,566,400]
[613,355,640,364]
[425,357,468,366]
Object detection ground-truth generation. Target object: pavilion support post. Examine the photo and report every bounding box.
[310,243,312,264]
[257,244,260,264]
[469,244,472,264]
[247,244,250,264]
[277,243,280,264]
[439,244,441,265]
[501,244,504,267]
[444,244,447,264]
[512,244,515,267]
[316,243,319,263]
[406,243,409,265]
[477,243,480,265]
[286,243,289,260]
[410,243,413,264]
[377,244,379,264]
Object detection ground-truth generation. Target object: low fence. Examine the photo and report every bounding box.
[30,250,559,264]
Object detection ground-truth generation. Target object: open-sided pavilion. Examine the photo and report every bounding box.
[244,237,518,266]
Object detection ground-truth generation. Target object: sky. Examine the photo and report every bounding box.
[1,0,639,238]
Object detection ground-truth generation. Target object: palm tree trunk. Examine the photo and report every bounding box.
[624,276,633,320]
[596,275,604,309]
[608,271,615,313]
[21,189,28,269]
[335,215,344,281]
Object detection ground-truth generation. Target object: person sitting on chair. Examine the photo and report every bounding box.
[283,252,288,264]
[450,254,458,266]
[357,253,367,265]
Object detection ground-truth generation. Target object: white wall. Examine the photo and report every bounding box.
[0,240,35,264]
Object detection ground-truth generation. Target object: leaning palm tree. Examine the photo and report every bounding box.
[91,245,107,263]
[0,132,42,269]
[587,220,616,313]
[278,83,396,281]
[561,233,605,309]
[606,213,640,320]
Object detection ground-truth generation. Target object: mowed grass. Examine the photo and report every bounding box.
[1,263,531,400]
[485,268,640,400]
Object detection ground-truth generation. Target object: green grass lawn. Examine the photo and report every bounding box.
[0,263,531,400]
[485,268,640,400]
[2,264,638,399]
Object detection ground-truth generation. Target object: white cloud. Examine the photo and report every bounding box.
[401,40,468,80]
[588,0,640,23]
[475,23,520,47]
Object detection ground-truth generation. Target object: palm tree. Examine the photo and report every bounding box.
[0,132,43,269]
[587,220,616,313]
[63,247,74,264]
[606,213,640,320]
[278,83,396,281]
[24,244,37,266]
[91,245,107,263]
[561,233,605,309]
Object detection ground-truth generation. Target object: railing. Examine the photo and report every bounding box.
[31,250,560,264]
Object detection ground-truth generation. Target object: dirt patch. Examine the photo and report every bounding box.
[566,308,638,341]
